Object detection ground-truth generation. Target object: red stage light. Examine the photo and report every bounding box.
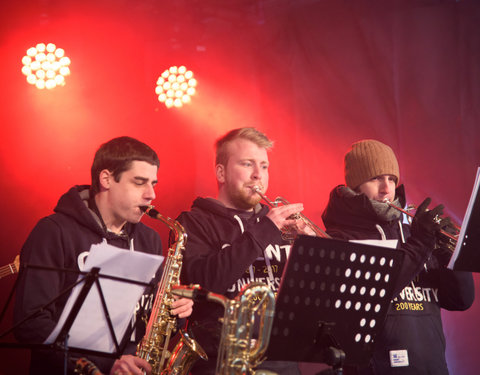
[21,43,71,90]
[155,65,197,108]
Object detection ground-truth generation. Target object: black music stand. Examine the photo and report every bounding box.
[266,236,404,372]
[448,167,480,272]
[0,262,157,374]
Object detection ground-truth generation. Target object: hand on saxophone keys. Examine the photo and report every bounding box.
[171,296,194,319]
[110,354,152,375]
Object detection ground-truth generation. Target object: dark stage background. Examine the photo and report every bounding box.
[1,0,479,374]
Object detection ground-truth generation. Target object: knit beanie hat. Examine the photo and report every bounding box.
[344,139,400,189]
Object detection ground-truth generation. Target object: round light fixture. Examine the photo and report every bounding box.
[155,65,197,108]
[22,43,71,90]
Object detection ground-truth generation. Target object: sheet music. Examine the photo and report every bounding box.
[448,167,480,270]
[44,242,163,353]
[350,239,398,249]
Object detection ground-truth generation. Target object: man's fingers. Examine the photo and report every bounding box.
[171,298,193,309]
[266,203,305,231]
[171,298,193,318]
[111,355,152,375]
[283,203,304,216]
[281,219,297,228]
[272,203,304,219]
[429,204,445,217]
[416,197,431,214]
[132,356,152,374]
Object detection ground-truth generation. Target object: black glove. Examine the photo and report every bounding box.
[411,197,445,239]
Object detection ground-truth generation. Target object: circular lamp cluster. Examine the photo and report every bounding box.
[21,43,71,90]
[155,66,197,108]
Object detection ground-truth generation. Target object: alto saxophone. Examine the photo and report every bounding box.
[172,282,276,375]
[137,205,207,375]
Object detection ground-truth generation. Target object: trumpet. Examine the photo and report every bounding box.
[383,199,460,253]
[252,185,331,239]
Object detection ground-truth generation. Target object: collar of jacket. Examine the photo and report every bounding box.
[322,184,407,232]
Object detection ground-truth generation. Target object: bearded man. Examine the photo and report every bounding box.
[176,127,310,375]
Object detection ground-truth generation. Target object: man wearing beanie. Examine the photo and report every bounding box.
[322,139,474,375]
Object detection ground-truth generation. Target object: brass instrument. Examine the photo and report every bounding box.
[383,199,460,253]
[74,357,103,375]
[252,186,331,240]
[172,283,276,375]
[137,205,207,375]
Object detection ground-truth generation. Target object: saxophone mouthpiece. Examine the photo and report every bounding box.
[139,205,153,213]
[140,205,161,219]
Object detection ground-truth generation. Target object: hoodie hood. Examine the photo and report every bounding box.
[53,185,103,236]
[54,185,138,242]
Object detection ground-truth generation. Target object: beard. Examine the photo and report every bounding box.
[226,184,262,210]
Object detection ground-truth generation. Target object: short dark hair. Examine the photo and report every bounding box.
[90,136,160,194]
[215,127,273,166]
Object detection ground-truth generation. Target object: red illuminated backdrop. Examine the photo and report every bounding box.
[1,1,479,374]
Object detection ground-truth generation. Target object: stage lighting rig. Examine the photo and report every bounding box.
[155,65,197,108]
[21,43,71,90]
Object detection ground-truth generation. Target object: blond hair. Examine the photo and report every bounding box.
[215,127,273,165]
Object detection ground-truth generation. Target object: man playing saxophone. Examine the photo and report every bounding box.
[175,127,311,375]
[13,136,193,375]
[321,139,475,375]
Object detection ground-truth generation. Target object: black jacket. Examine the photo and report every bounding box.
[176,197,292,374]
[13,185,162,375]
[322,185,474,375]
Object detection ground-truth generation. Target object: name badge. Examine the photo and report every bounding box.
[390,349,409,367]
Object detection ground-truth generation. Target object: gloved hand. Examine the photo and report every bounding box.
[411,197,446,239]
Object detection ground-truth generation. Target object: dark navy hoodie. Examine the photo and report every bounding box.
[322,185,474,375]
[176,197,292,374]
[14,185,162,375]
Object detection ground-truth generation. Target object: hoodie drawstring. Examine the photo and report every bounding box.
[375,224,387,241]
[375,222,406,244]
[398,221,406,244]
[233,215,245,233]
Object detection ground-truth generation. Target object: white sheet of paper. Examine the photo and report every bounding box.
[44,242,163,353]
[448,167,480,270]
[350,239,398,249]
